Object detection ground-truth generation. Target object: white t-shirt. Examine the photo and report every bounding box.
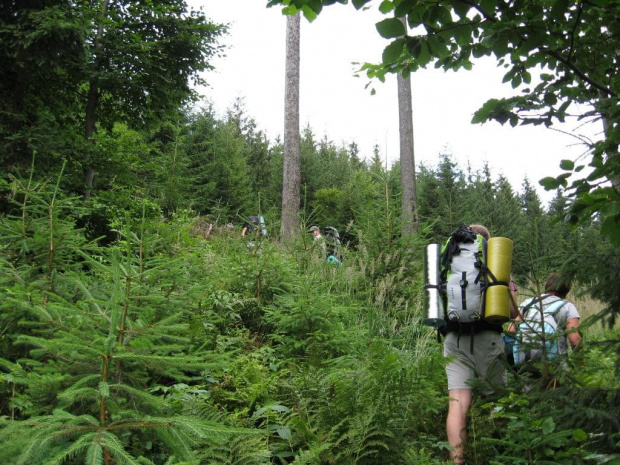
[519,294,580,355]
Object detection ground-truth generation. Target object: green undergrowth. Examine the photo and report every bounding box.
[0,173,618,464]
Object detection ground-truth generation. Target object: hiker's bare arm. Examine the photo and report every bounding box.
[566,317,581,349]
[508,276,519,320]
[509,289,519,320]
[506,315,520,336]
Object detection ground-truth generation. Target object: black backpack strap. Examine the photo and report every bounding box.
[440,238,457,281]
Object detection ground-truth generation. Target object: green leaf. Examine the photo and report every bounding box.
[282,5,299,15]
[376,18,406,38]
[352,0,372,9]
[406,36,423,58]
[379,0,394,14]
[601,216,620,245]
[307,0,323,14]
[453,2,471,19]
[471,98,500,124]
[541,417,555,435]
[509,114,519,126]
[600,200,620,217]
[277,426,293,441]
[395,0,416,17]
[539,176,561,190]
[301,5,318,21]
[427,34,448,58]
[455,24,474,46]
[550,0,570,20]
[436,6,452,25]
[269,404,290,413]
[559,159,574,170]
[480,0,497,14]
[383,38,405,63]
[544,92,558,105]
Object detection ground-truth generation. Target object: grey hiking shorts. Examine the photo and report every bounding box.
[444,331,507,392]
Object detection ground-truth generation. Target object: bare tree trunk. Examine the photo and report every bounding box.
[397,62,419,237]
[83,0,109,198]
[599,90,620,190]
[281,13,301,241]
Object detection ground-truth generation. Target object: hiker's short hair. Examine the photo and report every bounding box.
[545,273,571,299]
[469,224,490,240]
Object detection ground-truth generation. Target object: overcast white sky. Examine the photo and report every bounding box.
[192,0,600,206]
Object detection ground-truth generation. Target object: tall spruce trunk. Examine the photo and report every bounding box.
[83,0,109,198]
[281,12,301,241]
[397,48,419,237]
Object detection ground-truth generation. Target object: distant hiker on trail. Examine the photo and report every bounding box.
[309,225,322,240]
[309,226,343,265]
[323,226,343,265]
[440,224,519,465]
[242,216,267,238]
[511,273,581,372]
[308,225,326,257]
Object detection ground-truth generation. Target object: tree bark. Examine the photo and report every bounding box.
[397,63,419,237]
[599,90,620,191]
[281,13,301,241]
[83,0,109,198]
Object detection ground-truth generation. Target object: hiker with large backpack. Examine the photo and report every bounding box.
[241,216,267,238]
[323,226,342,264]
[511,273,581,372]
[309,225,343,265]
[424,224,518,464]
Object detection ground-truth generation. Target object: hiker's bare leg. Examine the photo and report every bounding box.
[447,389,472,464]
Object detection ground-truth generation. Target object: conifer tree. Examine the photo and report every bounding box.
[514,177,549,278]
[434,154,466,237]
[0,174,257,463]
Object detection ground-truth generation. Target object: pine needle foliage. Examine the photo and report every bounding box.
[0,174,259,464]
[2,162,620,464]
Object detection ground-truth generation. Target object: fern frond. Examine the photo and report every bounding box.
[156,423,198,461]
[200,422,272,465]
[291,440,332,464]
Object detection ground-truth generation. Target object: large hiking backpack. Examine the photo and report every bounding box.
[513,297,566,365]
[440,225,487,323]
[247,216,267,237]
[323,227,342,261]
